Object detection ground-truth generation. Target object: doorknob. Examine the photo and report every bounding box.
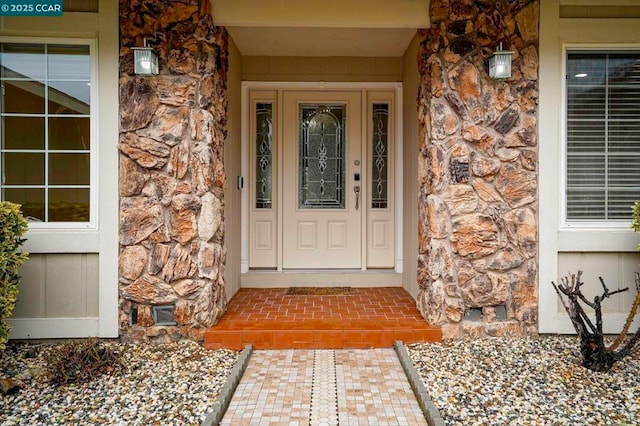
[354,185,360,210]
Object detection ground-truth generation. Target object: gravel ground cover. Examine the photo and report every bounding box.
[0,340,238,425]
[408,336,640,425]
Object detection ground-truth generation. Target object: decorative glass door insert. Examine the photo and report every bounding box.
[371,103,389,209]
[255,102,272,209]
[298,104,346,209]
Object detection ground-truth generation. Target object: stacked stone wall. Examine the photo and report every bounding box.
[417,0,539,338]
[118,0,228,342]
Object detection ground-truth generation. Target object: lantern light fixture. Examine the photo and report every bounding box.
[132,38,159,76]
[488,43,514,79]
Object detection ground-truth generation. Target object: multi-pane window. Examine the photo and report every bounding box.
[566,51,640,221]
[0,42,92,224]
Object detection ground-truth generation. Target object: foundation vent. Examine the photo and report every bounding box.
[153,305,177,326]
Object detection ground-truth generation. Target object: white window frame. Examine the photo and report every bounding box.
[0,37,98,231]
[561,43,640,231]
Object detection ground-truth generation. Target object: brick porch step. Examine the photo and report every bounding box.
[204,287,442,350]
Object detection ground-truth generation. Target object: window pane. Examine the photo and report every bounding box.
[3,152,45,185]
[0,43,45,80]
[567,86,605,121]
[49,153,90,185]
[567,190,605,220]
[48,188,89,222]
[48,81,90,114]
[255,103,272,209]
[608,54,640,86]
[566,51,640,221]
[3,188,45,222]
[49,117,90,150]
[567,154,605,187]
[298,104,346,209]
[609,190,640,219]
[2,117,45,150]
[47,45,90,80]
[2,80,45,114]
[372,103,388,209]
[609,120,640,153]
[567,53,605,123]
[567,53,606,86]
[567,120,604,153]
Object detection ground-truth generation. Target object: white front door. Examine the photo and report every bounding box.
[246,85,398,273]
[282,91,362,268]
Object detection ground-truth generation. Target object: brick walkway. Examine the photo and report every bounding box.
[221,348,427,425]
[205,287,441,349]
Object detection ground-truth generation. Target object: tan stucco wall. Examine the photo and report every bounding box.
[539,0,640,333]
[212,0,430,28]
[242,56,403,82]
[224,38,243,300]
[402,34,420,300]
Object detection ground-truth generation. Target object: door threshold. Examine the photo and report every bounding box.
[241,269,403,288]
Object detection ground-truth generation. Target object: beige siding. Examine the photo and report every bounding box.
[13,254,99,318]
[557,253,639,314]
[539,0,640,333]
[224,38,243,299]
[402,33,420,299]
[242,56,403,82]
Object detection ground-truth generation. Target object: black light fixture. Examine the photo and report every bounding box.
[489,43,514,79]
[132,38,159,76]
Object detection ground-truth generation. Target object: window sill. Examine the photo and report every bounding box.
[22,229,99,253]
[558,227,639,252]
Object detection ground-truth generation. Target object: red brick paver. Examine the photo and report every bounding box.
[205,287,441,349]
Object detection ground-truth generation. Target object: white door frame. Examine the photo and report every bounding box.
[240,81,403,273]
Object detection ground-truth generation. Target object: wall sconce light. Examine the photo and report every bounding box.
[132,39,158,76]
[489,43,513,79]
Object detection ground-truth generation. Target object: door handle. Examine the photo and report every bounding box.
[354,186,360,210]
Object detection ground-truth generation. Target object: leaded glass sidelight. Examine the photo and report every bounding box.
[372,104,389,209]
[255,103,273,209]
[298,104,346,209]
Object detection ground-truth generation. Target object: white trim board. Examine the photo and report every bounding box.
[8,318,100,339]
[241,270,403,288]
[240,81,404,276]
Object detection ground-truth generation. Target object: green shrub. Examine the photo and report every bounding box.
[47,339,122,386]
[0,202,28,350]
[632,201,640,249]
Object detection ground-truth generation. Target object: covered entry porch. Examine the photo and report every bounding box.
[207,0,436,348]
[115,0,539,343]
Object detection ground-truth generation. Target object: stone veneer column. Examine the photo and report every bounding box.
[118,0,228,342]
[417,0,539,338]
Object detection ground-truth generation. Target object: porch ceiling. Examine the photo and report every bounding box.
[226,27,419,57]
[212,0,429,57]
